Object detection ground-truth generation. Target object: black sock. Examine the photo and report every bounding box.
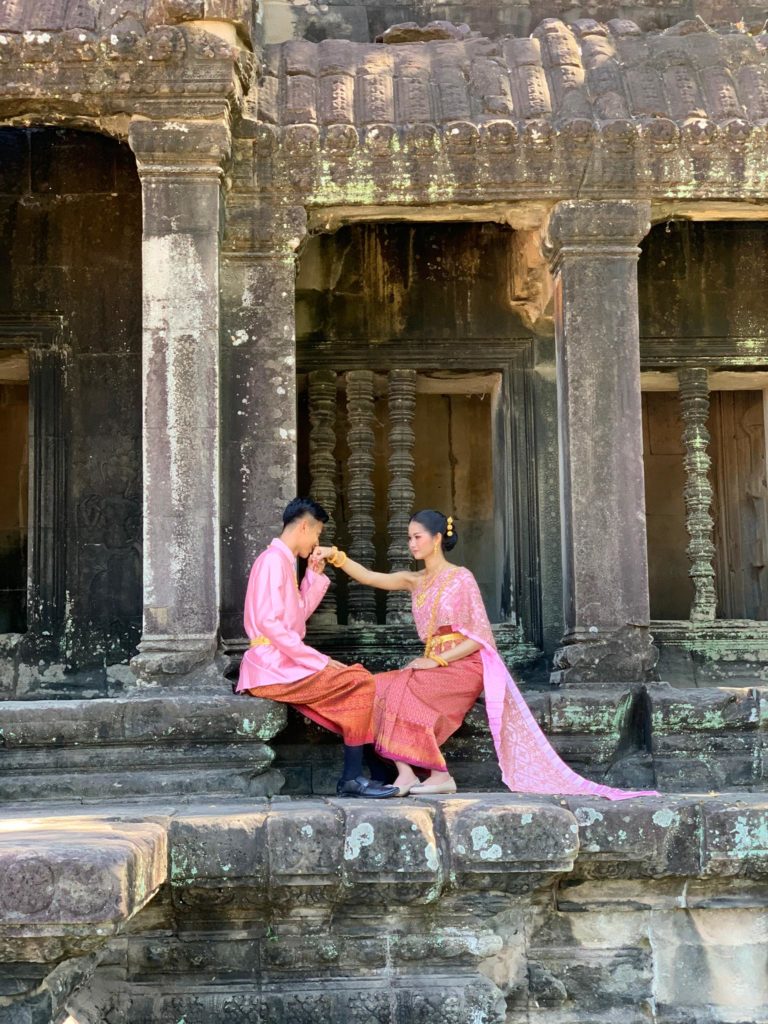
[342,744,364,782]
[364,744,394,783]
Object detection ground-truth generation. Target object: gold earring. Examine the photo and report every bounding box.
[433,539,440,555]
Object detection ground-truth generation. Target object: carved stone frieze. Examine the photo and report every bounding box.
[248,18,768,203]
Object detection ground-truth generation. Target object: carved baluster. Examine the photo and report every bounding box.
[678,367,716,622]
[386,369,417,623]
[346,370,377,623]
[308,370,338,623]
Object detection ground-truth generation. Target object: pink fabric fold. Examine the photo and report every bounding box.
[414,566,657,800]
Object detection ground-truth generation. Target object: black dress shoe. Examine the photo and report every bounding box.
[336,776,399,799]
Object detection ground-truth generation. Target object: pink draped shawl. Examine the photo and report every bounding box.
[413,566,657,800]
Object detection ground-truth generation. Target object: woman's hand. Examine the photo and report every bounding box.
[407,657,442,670]
[308,547,327,574]
[313,545,335,565]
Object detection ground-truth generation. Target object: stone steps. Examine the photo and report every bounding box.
[0,693,286,801]
[275,683,768,795]
[1,793,766,1023]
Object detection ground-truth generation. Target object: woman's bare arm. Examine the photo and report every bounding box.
[314,547,418,592]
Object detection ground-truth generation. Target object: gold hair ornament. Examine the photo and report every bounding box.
[446,516,454,537]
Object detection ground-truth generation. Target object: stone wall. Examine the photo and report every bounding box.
[3,793,767,1023]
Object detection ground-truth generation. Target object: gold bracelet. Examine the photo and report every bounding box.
[429,654,448,668]
[335,551,348,569]
[328,546,338,564]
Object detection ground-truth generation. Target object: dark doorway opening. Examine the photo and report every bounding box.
[0,348,28,632]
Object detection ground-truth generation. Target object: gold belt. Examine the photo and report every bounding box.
[249,636,271,648]
[424,632,464,657]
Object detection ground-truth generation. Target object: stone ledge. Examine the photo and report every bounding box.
[0,695,287,801]
[0,816,168,963]
[167,796,581,905]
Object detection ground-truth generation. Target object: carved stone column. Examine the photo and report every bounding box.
[308,369,338,623]
[346,370,377,624]
[678,367,716,622]
[386,369,417,623]
[128,119,230,682]
[220,204,307,641]
[545,200,658,686]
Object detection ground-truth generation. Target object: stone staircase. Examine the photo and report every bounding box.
[1,792,767,1023]
[0,692,286,802]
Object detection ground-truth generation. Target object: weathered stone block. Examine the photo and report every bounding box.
[338,800,443,904]
[649,685,765,791]
[437,794,578,889]
[169,806,269,888]
[700,796,768,879]
[562,795,702,881]
[0,817,167,962]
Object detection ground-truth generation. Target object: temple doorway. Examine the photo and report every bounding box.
[295,220,542,646]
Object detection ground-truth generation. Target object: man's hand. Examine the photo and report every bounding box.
[407,657,440,670]
[308,547,327,574]
[313,545,335,565]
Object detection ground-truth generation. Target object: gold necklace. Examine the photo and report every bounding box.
[414,567,444,608]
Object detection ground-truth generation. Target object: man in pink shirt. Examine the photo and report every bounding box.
[238,498,397,798]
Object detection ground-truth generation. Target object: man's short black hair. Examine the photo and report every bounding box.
[282,497,330,528]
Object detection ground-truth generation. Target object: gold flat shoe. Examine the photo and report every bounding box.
[410,779,457,795]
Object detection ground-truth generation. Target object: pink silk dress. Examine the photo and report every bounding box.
[408,566,657,800]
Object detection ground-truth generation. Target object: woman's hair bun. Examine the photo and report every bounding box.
[410,509,458,552]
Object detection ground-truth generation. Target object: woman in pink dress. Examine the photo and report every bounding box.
[315,510,656,799]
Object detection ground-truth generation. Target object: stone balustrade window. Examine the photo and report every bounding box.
[297,369,500,626]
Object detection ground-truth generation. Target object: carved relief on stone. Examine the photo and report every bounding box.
[346,370,377,624]
[678,367,716,622]
[386,370,416,624]
[308,370,338,623]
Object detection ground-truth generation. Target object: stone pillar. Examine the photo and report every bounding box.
[545,200,658,686]
[346,370,377,624]
[308,369,339,624]
[678,367,716,622]
[219,204,307,641]
[128,120,230,681]
[386,369,417,623]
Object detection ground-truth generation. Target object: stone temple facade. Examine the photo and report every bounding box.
[1,1,768,1021]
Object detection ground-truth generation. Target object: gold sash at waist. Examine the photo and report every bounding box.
[424,632,464,656]
[249,636,272,648]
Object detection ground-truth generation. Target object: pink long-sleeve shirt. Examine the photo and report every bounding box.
[236,537,330,692]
